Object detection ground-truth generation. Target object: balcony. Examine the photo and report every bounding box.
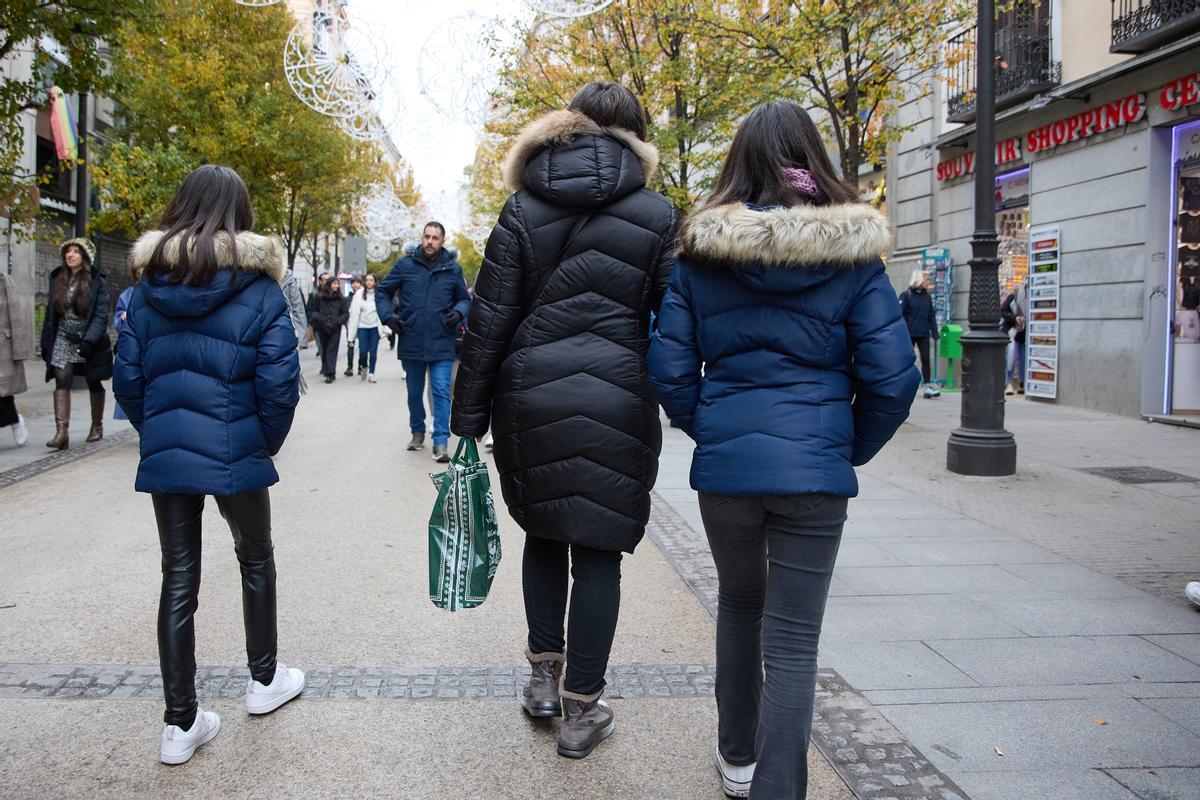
[946,2,1061,124]
[1111,0,1200,53]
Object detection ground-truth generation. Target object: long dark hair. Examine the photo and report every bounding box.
[700,101,857,211]
[569,81,648,140]
[53,245,92,316]
[146,165,255,287]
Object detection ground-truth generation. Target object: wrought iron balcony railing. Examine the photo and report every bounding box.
[1111,0,1200,53]
[946,1,1061,124]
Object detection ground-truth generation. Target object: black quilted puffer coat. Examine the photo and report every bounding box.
[451,110,678,553]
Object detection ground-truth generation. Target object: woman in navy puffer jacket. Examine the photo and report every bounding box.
[649,102,919,800]
[114,165,305,766]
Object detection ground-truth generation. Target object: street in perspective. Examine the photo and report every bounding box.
[2,1,1200,799]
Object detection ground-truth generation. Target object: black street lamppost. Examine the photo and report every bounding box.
[946,0,1017,476]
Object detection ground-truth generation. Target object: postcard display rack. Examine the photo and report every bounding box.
[1025,227,1061,399]
[919,247,955,386]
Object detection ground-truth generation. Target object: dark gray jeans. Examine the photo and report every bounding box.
[699,492,848,800]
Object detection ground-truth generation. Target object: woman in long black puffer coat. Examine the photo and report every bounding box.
[452,82,677,758]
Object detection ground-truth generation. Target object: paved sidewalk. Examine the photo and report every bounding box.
[655,393,1200,800]
[0,346,851,800]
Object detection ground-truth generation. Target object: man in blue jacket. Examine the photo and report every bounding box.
[376,221,471,463]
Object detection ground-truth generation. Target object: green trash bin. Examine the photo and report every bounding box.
[939,324,963,390]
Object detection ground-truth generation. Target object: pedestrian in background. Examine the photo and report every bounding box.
[1000,280,1028,394]
[344,275,362,377]
[452,81,678,759]
[112,263,142,421]
[313,273,348,383]
[649,101,919,800]
[307,273,329,357]
[376,221,471,462]
[0,271,31,447]
[39,237,113,449]
[348,272,384,383]
[899,269,941,398]
[113,164,304,766]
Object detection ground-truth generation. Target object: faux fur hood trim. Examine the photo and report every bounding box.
[681,203,893,269]
[502,109,660,192]
[130,230,288,284]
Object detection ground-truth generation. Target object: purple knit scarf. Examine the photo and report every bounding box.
[781,167,828,204]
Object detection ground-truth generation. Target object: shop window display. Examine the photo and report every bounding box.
[1171,123,1200,414]
[996,169,1031,295]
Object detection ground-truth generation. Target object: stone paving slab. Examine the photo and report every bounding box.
[1138,698,1200,736]
[816,641,978,691]
[832,564,1047,597]
[1105,768,1200,800]
[998,563,1147,597]
[820,595,1028,642]
[925,635,1200,686]
[949,768,1139,800]
[878,698,1200,773]
[877,539,1069,567]
[1142,634,1200,665]
[977,595,1200,637]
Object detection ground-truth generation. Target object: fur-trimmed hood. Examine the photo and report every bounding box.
[130,229,287,284]
[132,230,288,319]
[681,203,893,271]
[502,110,660,207]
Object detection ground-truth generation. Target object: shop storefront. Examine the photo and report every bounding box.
[917,58,1200,421]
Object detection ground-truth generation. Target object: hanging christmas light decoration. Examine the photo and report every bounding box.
[366,237,393,262]
[235,0,281,6]
[283,9,395,141]
[527,0,613,17]
[460,219,493,254]
[417,13,503,126]
[358,185,412,242]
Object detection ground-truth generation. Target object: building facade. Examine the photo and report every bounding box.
[887,0,1200,422]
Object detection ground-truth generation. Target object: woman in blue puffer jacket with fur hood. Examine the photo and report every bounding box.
[649,102,920,800]
[114,165,305,766]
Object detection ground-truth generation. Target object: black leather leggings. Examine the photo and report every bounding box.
[152,488,278,728]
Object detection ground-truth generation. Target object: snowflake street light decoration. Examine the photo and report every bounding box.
[527,0,613,17]
[460,220,493,254]
[417,14,504,126]
[366,237,393,262]
[358,185,412,242]
[235,0,281,6]
[284,10,395,139]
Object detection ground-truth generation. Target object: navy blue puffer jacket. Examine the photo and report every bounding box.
[114,230,300,495]
[649,203,920,497]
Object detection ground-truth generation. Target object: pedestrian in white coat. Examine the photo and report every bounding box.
[347,273,386,382]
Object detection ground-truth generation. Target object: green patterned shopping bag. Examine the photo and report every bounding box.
[428,438,502,611]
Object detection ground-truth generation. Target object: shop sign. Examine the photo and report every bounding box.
[1025,226,1061,399]
[1161,72,1200,112]
[1026,93,1146,154]
[936,137,1023,182]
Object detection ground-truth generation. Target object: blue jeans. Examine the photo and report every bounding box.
[357,328,380,374]
[699,492,848,800]
[402,359,452,446]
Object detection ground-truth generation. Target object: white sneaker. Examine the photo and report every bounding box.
[245,663,306,715]
[1186,581,1200,609]
[12,414,28,446]
[716,745,754,798]
[368,373,377,383]
[160,708,220,765]
[923,383,941,398]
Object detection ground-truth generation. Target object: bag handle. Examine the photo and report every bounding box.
[452,436,480,466]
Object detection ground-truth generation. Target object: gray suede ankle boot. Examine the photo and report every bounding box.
[557,683,614,758]
[521,650,564,718]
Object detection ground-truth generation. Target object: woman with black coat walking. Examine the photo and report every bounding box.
[313,278,348,382]
[39,237,113,448]
[451,82,678,758]
[113,165,304,765]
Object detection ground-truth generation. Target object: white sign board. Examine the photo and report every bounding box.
[1025,226,1061,399]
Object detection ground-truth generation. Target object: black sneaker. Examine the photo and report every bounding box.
[344,367,354,377]
[406,433,425,451]
[432,445,450,463]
